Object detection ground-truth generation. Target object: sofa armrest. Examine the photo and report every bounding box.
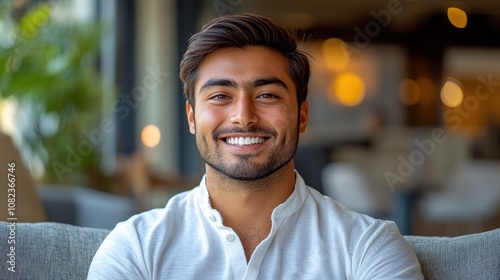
[0,222,110,280]
[405,228,500,280]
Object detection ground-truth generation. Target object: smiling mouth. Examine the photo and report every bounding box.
[225,137,267,146]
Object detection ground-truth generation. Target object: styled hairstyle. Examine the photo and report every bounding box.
[179,13,310,107]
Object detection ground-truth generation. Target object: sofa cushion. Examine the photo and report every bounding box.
[0,222,110,280]
[404,228,500,280]
[1,222,499,279]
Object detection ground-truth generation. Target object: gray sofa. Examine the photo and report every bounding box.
[0,222,499,279]
[37,184,137,230]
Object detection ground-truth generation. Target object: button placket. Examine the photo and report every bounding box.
[226,234,236,242]
[208,214,217,222]
[220,229,247,279]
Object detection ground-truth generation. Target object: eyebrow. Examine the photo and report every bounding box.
[199,77,289,94]
[251,78,289,92]
[199,79,237,93]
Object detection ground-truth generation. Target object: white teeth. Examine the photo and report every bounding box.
[226,137,265,146]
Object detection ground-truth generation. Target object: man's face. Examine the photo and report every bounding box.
[186,46,308,181]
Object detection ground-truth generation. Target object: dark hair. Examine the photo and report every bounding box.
[179,13,310,107]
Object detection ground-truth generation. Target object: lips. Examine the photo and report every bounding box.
[225,137,266,146]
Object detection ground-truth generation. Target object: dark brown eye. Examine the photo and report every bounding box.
[211,94,229,100]
[258,93,278,99]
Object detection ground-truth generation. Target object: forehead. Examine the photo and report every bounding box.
[194,46,295,94]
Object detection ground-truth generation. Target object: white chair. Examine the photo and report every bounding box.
[420,160,500,233]
[321,162,387,216]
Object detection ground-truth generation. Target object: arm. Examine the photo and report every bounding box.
[87,222,148,280]
[353,221,424,280]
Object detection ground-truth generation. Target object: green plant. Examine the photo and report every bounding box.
[0,1,114,189]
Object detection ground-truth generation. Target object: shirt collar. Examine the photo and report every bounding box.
[195,171,309,223]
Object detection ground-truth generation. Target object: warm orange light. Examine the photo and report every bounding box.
[440,79,464,107]
[322,38,350,71]
[329,73,365,106]
[141,125,161,148]
[398,78,421,106]
[447,7,467,28]
[417,77,435,105]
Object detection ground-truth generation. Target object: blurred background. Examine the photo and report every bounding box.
[1,0,499,235]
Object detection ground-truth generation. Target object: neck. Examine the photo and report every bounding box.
[205,162,295,219]
[205,162,296,260]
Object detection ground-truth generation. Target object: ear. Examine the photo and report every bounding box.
[186,101,195,134]
[298,100,308,134]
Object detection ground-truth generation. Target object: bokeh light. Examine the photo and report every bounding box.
[322,38,350,71]
[141,125,161,148]
[398,78,421,106]
[329,73,365,106]
[447,7,467,28]
[440,78,464,107]
[417,77,436,105]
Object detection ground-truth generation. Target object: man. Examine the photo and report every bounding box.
[88,13,423,279]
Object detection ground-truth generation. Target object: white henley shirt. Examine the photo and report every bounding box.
[88,172,423,279]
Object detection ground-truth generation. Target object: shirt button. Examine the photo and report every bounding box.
[226,234,235,242]
[209,215,216,222]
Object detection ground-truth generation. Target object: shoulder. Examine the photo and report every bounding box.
[304,185,378,225]
[302,185,405,248]
[88,188,202,279]
[302,187,422,278]
[295,173,381,229]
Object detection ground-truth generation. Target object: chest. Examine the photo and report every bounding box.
[234,226,269,261]
[152,227,347,280]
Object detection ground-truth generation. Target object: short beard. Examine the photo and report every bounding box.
[198,126,299,183]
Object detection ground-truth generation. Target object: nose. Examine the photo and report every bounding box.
[230,95,258,127]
